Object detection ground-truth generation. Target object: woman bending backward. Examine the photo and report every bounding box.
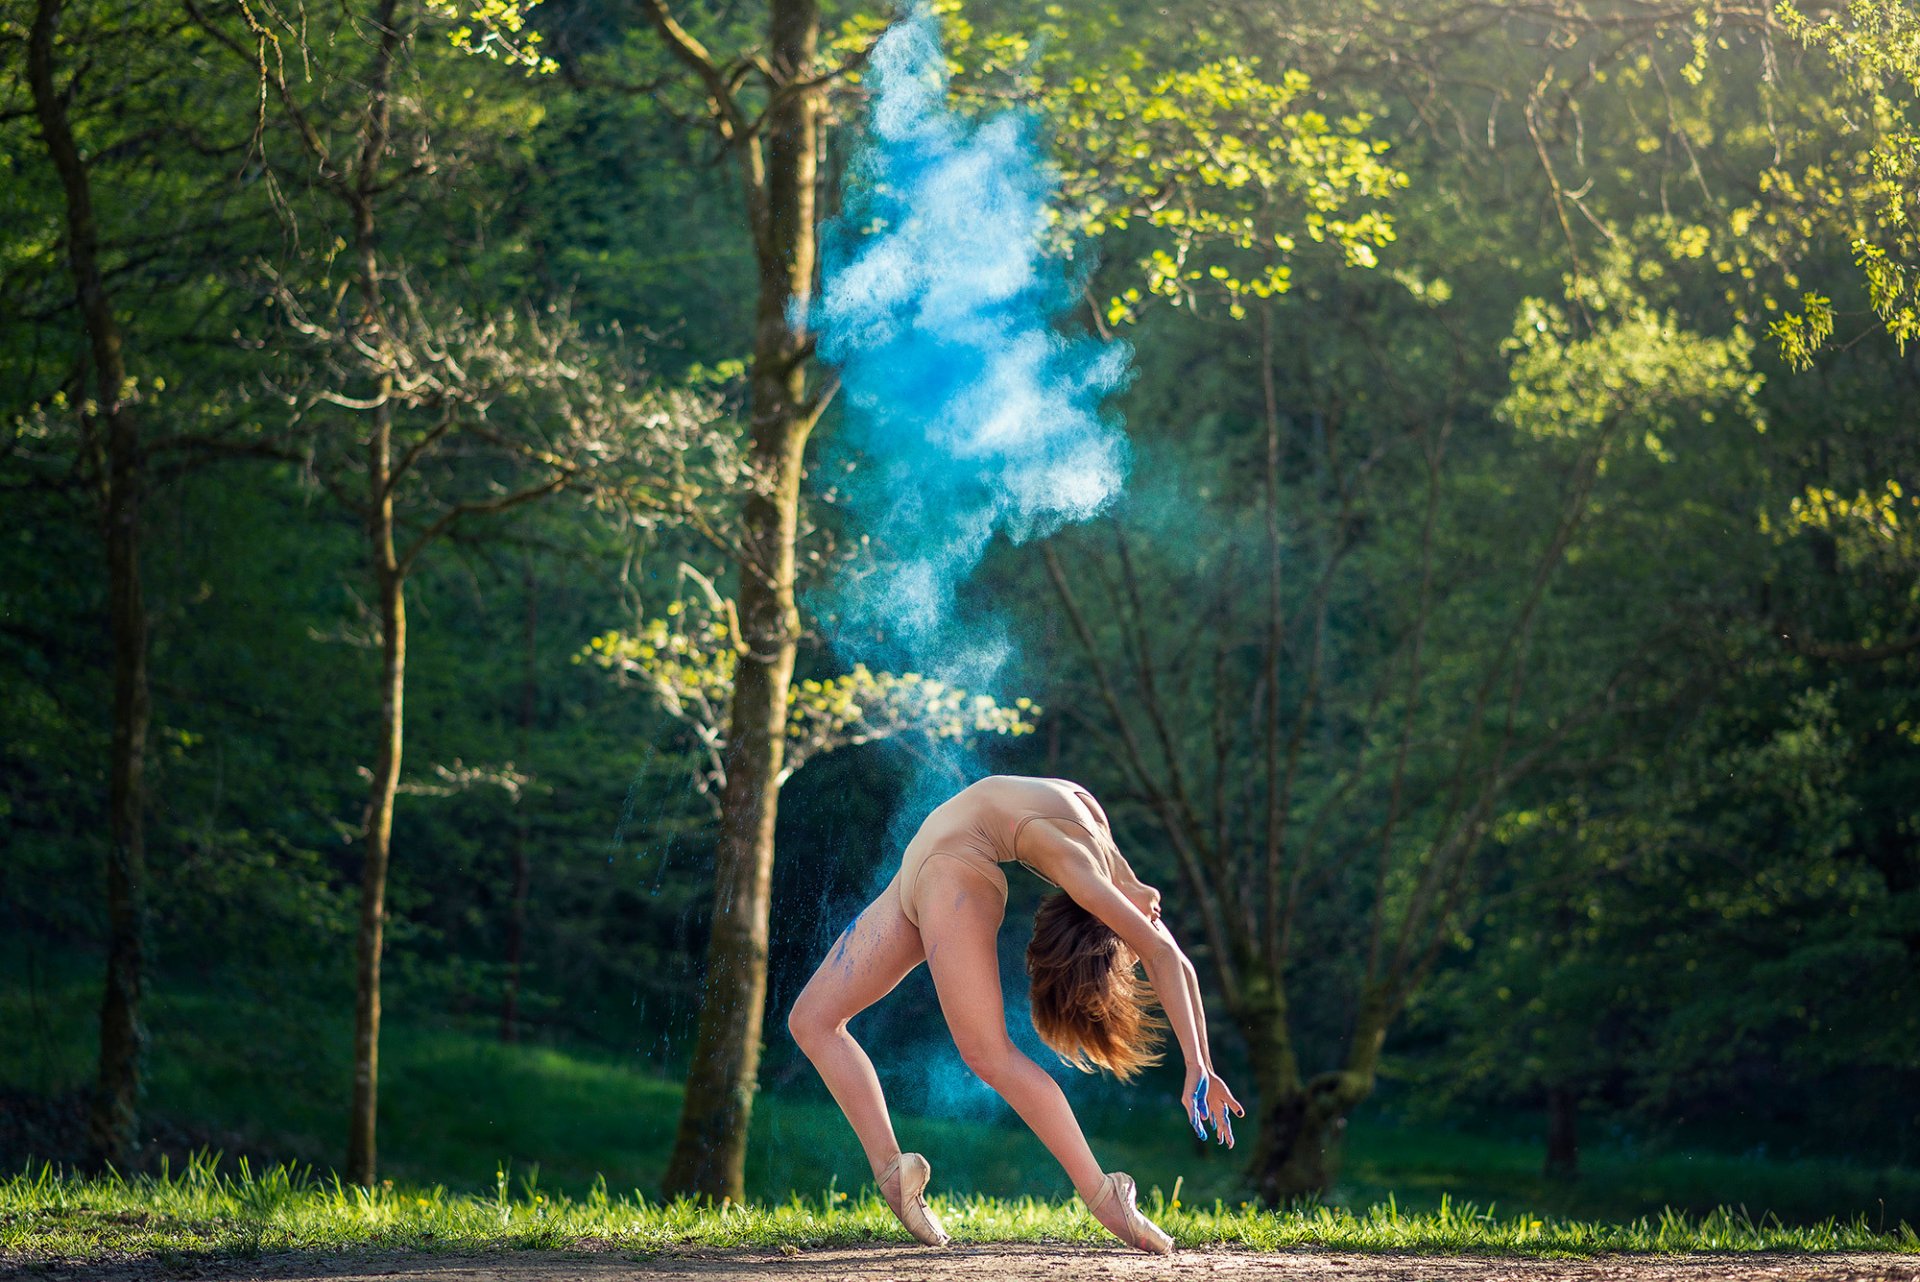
[788,775,1245,1253]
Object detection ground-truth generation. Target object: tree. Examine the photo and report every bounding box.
[945,0,1920,1200]
[1028,223,1758,1198]
[11,0,289,1166]
[615,0,846,1199]
[186,0,721,1182]
[22,0,151,1168]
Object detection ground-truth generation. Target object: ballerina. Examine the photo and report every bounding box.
[788,774,1245,1253]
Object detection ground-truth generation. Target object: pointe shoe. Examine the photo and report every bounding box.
[1086,1171,1175,1255]
[877,1152,951,1247]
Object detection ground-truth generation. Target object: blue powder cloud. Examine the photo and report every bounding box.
[810,3,1133,694]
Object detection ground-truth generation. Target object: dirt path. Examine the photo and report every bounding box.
[12,1246,1916,1282]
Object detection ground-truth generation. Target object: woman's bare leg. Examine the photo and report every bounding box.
[787,880,926,1179]
[914,865,1111,1207]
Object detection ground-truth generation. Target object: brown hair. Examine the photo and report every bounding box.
[1025,892,1165,1080]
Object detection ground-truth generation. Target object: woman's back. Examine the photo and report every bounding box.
[893,775,1113,927]
[912,774,1105,864]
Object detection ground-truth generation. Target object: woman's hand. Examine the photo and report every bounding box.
[1182,1065,1245,1147]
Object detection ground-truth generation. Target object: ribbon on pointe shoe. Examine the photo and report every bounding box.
[1088,1171,1175,1256]
[877,1152,950,1247]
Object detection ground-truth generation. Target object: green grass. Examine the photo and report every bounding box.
[1,1154,1914,1265]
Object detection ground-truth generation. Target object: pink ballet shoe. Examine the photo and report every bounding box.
[1086,1171,1175,1255]
[877,1152,950,1247]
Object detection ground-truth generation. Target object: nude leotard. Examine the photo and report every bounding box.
[892,775,1116,928]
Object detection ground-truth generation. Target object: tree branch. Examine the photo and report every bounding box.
[396,474,573,577]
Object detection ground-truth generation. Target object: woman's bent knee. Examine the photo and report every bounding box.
[957,1037,1018,1086]
[788,998,829,1056]
[789,991,851,1058]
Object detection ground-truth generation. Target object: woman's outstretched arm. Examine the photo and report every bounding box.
[1132,914,1240,1144]
[1156,919,1213,1069]
[1153,918,1239,1144]
[1019,818,1244,1143]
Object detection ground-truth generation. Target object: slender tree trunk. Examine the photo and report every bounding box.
[499,838,531,1041]
[345,0,404,1186]
[29,0,152,1172]
[661,0,820,1202]
[1259,303,1285,955]
[348,409,403,1186]
[1544,1086,1580,1178]
[501,560,538,1044]
[92,419,148,1171]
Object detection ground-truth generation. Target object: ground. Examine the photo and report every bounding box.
[8,1247,1918,1282]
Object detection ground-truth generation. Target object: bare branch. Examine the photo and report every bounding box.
[1042,540,1243,1004]
[1778,627,1920,663]
[396,472,572,577]
[634,0,773,254]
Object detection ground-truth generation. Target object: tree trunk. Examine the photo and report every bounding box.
[91,413,149,1172]
[1237,990,1329,1205]
[343,0,404,1189]
[501,560,538,1044]
[661,0,820,1202]
[1544,1085,1580,1178]
[347,430,403,1187]
[500,823,531,1043]
[1249,1088,1350,1204]
[1238,984,1384,1204]
[28,0,152,1173]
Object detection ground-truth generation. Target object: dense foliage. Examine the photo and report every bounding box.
[2,0,1915,1211]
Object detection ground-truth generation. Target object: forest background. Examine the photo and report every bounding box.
[3,0,1917,1230]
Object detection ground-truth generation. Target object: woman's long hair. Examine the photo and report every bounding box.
[1025,892,1165,1080]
